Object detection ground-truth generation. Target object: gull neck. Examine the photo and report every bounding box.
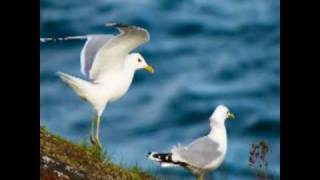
[208,120,227,140]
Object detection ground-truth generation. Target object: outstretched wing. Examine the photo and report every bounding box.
[89,23,150,81]
[171,137,222,168]
[80,35,115,77]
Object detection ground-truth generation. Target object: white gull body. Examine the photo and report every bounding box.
[147,105,235,180]
[58,23,154,147]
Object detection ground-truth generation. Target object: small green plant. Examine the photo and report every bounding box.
[77,137,108,161]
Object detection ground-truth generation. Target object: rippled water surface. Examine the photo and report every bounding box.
[40,0,280,179]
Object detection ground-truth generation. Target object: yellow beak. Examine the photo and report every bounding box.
[227,112,235,119]
[144,65,155,73]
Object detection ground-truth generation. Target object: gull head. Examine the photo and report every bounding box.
[126,53,154,73]
[209,105,235,124]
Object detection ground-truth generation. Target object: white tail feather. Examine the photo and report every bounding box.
[57,72,92,100]
[160,162,178,167]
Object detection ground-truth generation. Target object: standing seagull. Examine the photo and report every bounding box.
[147,105,235,180]
[57,23,154,148]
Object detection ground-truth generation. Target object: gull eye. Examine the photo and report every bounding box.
[138,58,142,63]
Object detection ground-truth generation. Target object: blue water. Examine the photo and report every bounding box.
[40,0,280,179]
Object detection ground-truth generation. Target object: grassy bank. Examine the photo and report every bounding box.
[40,127,158,180]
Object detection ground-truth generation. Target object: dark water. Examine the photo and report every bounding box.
[40,0,279,179]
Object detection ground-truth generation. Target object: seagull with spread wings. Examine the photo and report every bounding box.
[57,23,154,148]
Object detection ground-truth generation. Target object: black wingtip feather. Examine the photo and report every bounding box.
[147,152,188,167]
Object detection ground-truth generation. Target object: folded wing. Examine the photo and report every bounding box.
[172,137,222,168]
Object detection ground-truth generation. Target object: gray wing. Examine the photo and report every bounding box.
[80,35,115,77]
[103,23,150,53]
[89,23,150,81]
[172,137,222,168]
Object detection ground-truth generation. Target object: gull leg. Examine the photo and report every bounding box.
[94,115,102,148]
[89,114,96,145]
[196,174,204,180]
